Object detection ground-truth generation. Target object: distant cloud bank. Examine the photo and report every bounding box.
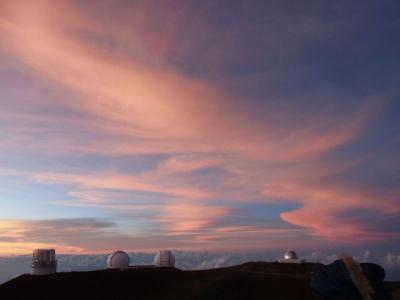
[1,250,399,284]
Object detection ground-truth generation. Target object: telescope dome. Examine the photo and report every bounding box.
[284,250,298,260]
[107,251,130,269]
[154,250,175,267]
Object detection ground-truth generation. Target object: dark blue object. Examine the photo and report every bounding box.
[310,260,392,300]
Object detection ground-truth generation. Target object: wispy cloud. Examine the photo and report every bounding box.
[0,0,398,254]
[0,218,116,255]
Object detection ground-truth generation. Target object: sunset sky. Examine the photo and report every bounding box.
[0,0,399,255]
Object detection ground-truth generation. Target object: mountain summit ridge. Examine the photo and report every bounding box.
[1,262,399,300]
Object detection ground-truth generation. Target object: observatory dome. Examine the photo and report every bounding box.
[107,251,130,269]
[154,250,175,267]
[284,250,298,260]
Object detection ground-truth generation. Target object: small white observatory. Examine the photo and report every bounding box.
[31,249,57,275]
[285,250,298,260]
[154,250,175,267]
[107,250,130,269]
[280,250,305,263]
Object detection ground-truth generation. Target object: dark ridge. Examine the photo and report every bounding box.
[0,262,398,300]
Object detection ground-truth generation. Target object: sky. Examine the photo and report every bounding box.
[0,0,399,256]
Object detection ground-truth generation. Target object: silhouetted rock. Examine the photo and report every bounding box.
[0,262,398,300]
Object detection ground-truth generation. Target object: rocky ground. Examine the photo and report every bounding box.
[0,262,399,300]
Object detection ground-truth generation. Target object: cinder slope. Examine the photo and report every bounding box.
[0,262,398,300]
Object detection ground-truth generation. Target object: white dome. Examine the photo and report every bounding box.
[154,250,175,267]
[284,250,298,260]
[107,251,130,269]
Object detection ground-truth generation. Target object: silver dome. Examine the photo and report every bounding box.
[284,250,298,260]
[107,250,130,269]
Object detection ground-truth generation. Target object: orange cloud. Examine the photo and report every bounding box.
[0,219,99,255]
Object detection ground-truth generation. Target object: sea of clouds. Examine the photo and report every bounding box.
[1,250,399,284]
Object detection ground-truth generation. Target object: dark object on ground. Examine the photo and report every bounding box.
[1,262,398,300]
[390,288,400,300]
[310,259,392,300]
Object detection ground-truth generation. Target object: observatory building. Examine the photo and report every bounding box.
[285,250,298,260]
[154,250,175,267]
[106,249,176,269]
[31,249,57,275]
[107,251,130,269]
[280,250,305,264]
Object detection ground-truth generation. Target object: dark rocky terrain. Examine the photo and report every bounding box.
[1,262,399,300]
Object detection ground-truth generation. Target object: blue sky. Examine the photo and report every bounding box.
[0,0,399,255]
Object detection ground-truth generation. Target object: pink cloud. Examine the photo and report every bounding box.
[264,181,400,242]
[0,0,374,162]
[158,203,230,234]
[0,218,110,255]
[0,1,393,254]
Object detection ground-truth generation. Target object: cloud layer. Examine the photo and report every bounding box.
[1,249,400,284]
